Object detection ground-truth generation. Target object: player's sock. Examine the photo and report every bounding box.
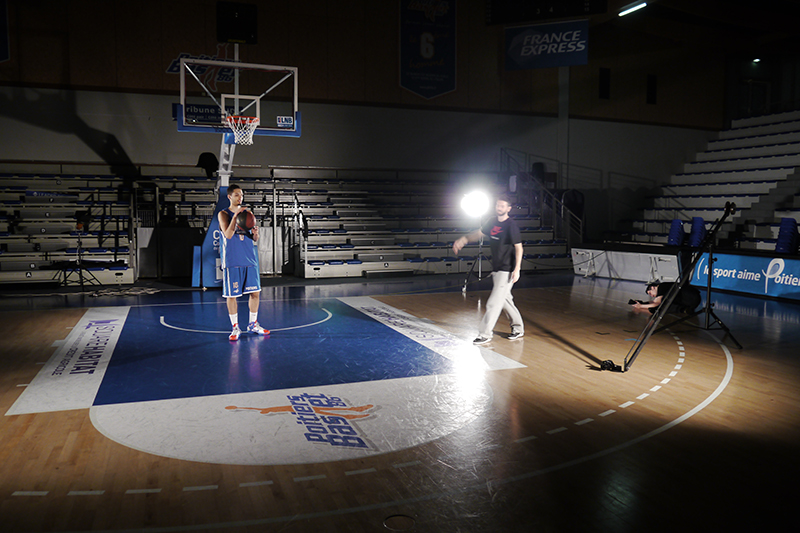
[249,312,257,324]
[229,314,238,326]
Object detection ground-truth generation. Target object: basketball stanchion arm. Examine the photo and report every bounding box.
[182,60,224,112]
[239,72,295,116]
[601,201,736,372]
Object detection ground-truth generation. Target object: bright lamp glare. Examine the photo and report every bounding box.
[619,2,647,16]
[461,191,490,218]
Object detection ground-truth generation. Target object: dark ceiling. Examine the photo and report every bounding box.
[592,0,800,56]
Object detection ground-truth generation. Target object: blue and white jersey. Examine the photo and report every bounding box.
[220,208,259,269]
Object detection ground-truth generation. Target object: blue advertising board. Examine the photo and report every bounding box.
[505,20,589,70]
[399,0,457,99]
[690,252,800,302]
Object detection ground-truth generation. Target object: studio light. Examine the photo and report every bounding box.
[619,2,647,16]
[460,190,491,294]
[461,191,490,218]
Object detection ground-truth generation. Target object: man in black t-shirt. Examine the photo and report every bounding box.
[453,193,524,345]
[630,281,702,315]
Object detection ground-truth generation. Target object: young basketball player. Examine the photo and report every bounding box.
[218,184,269,341]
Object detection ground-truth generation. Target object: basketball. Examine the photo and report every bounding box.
[236,209,256,232]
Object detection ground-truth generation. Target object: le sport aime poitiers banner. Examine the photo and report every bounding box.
[690,253,800,301]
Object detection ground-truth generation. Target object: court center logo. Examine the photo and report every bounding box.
[226,392,376,450]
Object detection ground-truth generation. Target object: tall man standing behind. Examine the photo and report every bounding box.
[452,193,524,345]
[218,184,269,341]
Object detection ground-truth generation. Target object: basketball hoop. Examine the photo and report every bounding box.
[225,115,260,145]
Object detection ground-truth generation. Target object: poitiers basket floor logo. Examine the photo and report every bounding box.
[226,392,377,450]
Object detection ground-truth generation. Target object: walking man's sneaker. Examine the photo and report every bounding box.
[473,335,491,346]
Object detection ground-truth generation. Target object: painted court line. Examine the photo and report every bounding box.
[159,308,333,334]
[345,468,377,476]
[393,461,421,469]
[239,481,273,488]
[126,488,162,495]
[294,475,327,482]
[183,485,218,492]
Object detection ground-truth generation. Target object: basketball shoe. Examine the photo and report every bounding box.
[248,321,270,335]
[229,324,241,341]
[473,335,491,345]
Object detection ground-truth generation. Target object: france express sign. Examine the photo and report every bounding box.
[505,20,588,70]
[400,0,457,99]
[691,253,800,301]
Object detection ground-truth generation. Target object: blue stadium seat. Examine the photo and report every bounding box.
[775,218,798,254]
[688,217,706,247]
[667,219,685,246]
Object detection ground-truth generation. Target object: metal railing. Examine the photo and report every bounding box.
[500,148,584,247]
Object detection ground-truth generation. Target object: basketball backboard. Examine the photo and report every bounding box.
[177,57,300,138]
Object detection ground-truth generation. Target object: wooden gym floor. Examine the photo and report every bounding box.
[0,272,798,532]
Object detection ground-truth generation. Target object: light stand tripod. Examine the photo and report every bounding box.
[600,201,740,373]
[654,243,742,348]
[62,211,101,289]
[462,219,487,294]
[459,191,491,294]
[62,232,100,290]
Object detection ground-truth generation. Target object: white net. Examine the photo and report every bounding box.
[225,116,260,145]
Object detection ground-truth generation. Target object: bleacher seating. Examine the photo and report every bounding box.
[1,164,574,284]
[614,110,800,251]
[0,171,133,285]
[229,171,572,278]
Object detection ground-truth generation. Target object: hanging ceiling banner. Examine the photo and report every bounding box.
[505,19,589,70]
[399,0,457,99]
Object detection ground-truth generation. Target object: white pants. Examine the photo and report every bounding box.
[479,270,524,338]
